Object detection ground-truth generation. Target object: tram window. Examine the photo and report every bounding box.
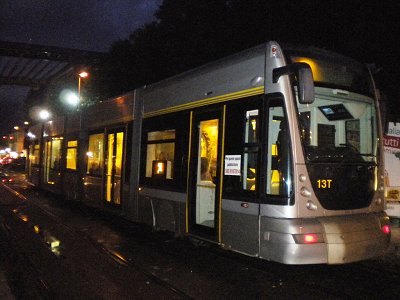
[266,101,292,198]
[318,124,335,147]
[243,110,259,191]
[66,140,78,170]
[243,150,258,191]
[245,110,259,143]
[223,97,261,199]
[30,143,40,165]
[50,139,62,170]
[145,130,175,179]
[299,112,311,146]
[124,124,133,182]
[346,120,360,151]
[87,133,104,176]
[141,112,190,188]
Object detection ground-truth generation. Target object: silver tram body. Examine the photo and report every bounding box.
[27,41,390,264]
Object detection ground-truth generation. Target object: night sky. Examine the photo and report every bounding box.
[0,0,161,52]
[0,0,161,134]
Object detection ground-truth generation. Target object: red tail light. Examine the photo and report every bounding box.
[304,234,318,243]
[382,225,391,234]
[293,233,324,244]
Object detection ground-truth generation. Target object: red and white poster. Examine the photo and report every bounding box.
[384,122,400,217]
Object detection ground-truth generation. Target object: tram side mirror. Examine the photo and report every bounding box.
[273,62,315,104]
[296,64,315,104]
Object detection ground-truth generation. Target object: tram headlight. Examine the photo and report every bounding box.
[299,174,307,182]
[306,200,317,211]
[300,187,311,197]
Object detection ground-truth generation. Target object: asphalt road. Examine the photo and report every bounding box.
[1,178,400,299]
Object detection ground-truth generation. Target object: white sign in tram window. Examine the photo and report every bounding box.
[224,155,241,176]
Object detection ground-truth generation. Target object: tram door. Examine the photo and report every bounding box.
[105,130,124,205]
[189,111,223,239]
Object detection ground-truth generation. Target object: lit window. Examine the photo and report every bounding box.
[50,140,61,169]
[87,133,104,176]
[266,103,292,197]
[66,140,78,170]
[243,110,259,191]
[30,144,40,165]
[145,130,175,179]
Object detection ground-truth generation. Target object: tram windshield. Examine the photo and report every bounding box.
[287,51,379,210]
[289,50,374,97]
[297,87,378,165]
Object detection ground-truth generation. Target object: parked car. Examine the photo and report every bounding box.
[0,171,14,183]
[2,157,26,172]
[0,156,12,165]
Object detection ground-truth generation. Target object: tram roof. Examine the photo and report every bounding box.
[140,43,268,115]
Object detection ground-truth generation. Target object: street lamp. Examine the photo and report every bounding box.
[76,71,88,198]
[78,71,89,102]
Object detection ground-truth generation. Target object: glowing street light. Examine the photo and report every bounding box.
[60,89,80,108]
[39,109,50,120]
[79,71,88,78]
[65,91,80,107]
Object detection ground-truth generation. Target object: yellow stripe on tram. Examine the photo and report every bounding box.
[144,86,264,118]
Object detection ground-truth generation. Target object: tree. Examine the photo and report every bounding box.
[89,0,399,114]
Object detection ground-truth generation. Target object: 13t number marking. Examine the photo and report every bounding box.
[317,179,332,189]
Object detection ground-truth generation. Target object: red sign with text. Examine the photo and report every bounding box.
[384,135,400,150]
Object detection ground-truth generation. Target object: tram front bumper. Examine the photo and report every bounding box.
[319,212,390,264]
[259,213,390,264]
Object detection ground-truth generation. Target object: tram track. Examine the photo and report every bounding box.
[68,214,352,299]
[0,183,371,299]
[76,226,192,299]
[4,182,400,299]
[0,216,53,299]
[201,239,400,299]
[192,244,355,299]
[1,183,192,299]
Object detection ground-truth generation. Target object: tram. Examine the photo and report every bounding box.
[27,41,390,264]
